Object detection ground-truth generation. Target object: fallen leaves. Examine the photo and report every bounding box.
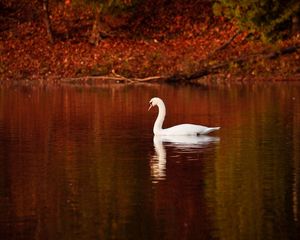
[0,0,300,83]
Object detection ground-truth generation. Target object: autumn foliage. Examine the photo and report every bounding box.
[0,0,299,84]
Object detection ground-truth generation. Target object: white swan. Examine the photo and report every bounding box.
[148,97,220,136]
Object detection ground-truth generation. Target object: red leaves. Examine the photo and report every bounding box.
[1,1,300,83]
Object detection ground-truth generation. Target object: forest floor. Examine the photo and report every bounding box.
[1,1,300,85]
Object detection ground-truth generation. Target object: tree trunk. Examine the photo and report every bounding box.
[89,6,102,45]
[292,15,300,35]
[165,45,300,83]
[43,0,54,44]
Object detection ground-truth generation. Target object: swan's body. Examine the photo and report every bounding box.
[148,97,220,136]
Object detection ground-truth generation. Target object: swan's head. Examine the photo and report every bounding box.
[148,97,163,111]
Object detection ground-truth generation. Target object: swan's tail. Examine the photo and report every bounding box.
[203,127,220,134]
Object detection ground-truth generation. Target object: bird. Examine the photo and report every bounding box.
[148,97,220,136]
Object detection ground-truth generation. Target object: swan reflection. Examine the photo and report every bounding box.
[150,135,220,183]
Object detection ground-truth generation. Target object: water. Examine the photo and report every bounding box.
[0,83,299,240]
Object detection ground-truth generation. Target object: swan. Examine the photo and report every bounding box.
[148,97,220,136]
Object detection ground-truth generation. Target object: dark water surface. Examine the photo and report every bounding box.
[0,83,299,240]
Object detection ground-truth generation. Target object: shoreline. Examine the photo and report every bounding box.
[1,4,300,84]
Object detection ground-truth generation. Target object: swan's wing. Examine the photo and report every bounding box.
[161,124,219,135]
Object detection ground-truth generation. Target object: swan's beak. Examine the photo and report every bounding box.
[148,103,153,111]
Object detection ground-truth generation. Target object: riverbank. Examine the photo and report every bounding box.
[1,2,300,84]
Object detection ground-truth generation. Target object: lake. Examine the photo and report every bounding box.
[0,82,299,240]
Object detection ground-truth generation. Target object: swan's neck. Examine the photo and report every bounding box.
[154,102,166,135]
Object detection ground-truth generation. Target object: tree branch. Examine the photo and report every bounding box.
[61,45,300,84]
[212,30,241,53]
[61,72,165,84]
